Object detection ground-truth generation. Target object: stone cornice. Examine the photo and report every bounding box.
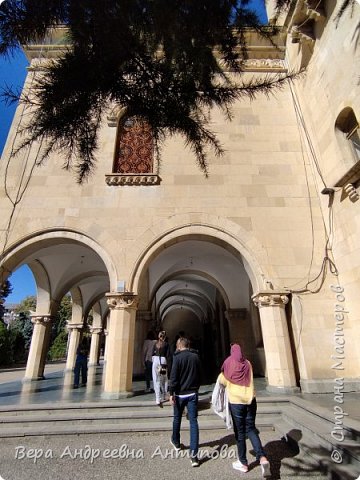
[252,290,289,308]
[23,27,287,62]
[106,292,139,310]
[105,174,161,186]
[242,58,287,73]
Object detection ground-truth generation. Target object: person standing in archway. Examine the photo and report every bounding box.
[152,330,169,406]
[217,343,271,477]
[142,330,156,393]
[73,339,89,388]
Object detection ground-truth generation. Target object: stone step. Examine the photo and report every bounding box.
[0,396,288,415]
[0,399,281,436]
[276,408,360,477]
[275,419,360,480]
[0,407,281,424]
[0,416,276,438]
[290,397,360,442]
[281,405,360,465]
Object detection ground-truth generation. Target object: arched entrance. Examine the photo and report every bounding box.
[129,228,266,384]
[1,229,115,381]
[127,222,298,394]
[141,238,265,382]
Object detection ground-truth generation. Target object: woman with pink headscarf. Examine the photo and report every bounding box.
[218,344,270,477]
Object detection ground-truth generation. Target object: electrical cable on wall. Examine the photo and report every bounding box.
[261,63,341,300]
[286,77,340,294]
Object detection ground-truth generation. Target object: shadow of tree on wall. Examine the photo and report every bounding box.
[353,21,360,50]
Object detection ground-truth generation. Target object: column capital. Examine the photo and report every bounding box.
[66,322,84,331]
[30,315,53,325]
[252,290,289,308]
[106,292,138,310]
[89,326,102,335]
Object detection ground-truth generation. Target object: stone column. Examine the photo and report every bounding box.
[24,315,53,381]
[252,291,298,393]
[89,327,102,366]
[103,329,109,362]
[65,324,83,371]
[103,292,138,398]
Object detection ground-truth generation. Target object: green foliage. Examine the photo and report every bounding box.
[0,279,13,321]
[5,297,35,362]
[8,327,26,362]
[54,294,72,336]
[48,329,68,361]
[0,0,302,183]
[10,315,33,350]
[15,295,36,316]
[0,292,72,365]
[0,279,12,301]
[12,295,36,354]
[0,321,14,365]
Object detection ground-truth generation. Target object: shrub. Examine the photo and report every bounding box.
[48,330,68,361]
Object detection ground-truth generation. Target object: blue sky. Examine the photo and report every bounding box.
[0,50,29,156]
[0,49,35,304]
[0,1,267,304]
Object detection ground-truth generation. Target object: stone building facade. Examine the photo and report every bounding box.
[0,0,359,398]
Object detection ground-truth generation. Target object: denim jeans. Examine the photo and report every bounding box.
[74,356,88,387]
[229,398,266,465]
[172,393,199,458]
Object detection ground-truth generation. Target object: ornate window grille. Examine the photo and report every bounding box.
[106,115,161,186]
[114,116,154,174]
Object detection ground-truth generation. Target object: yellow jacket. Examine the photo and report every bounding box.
[217,368,255,405]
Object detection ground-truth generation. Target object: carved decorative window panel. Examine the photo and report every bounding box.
[114,116,154,174]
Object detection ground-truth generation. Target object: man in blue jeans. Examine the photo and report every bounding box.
[169,337,201,467]
[73,340,89,388]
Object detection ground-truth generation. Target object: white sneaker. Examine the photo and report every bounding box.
[191,457,200,467]
[232,460,248,473]
[260,461,271,477]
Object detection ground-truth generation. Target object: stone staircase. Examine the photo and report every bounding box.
[0,395,359,479]
[273,397,360,480]
[0,395,281,437]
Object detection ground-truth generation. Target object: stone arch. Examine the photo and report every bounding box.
[27,259,51,314]
[1,228,118,292]
[128,213,270,295]
[1,228,117,381]
[127,214,272,383]
[150,269,231,311]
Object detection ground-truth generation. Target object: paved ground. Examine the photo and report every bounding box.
[0,430,328,480]
[0,362,358,479]
[0,362,359,421]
